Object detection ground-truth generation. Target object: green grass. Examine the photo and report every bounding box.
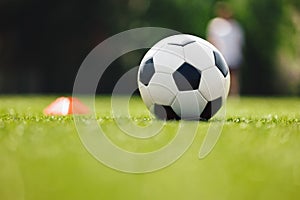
[0,96,299,200]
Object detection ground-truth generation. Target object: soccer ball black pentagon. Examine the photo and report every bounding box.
[137,34,230,120]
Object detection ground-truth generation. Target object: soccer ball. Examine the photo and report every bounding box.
[137,34,230,120]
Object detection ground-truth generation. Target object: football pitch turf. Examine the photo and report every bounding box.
[0,96,299,200]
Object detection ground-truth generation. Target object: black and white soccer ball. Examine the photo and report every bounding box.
[137,34,230,120]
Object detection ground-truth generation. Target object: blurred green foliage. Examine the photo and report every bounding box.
[0,0,299,95]
[239,0,284,95]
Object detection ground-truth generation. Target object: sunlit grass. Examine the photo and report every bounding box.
[0,96,299,200]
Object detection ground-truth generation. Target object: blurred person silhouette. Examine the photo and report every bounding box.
[207,2,244,96]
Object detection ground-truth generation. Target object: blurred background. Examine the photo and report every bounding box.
[0,0,299,95]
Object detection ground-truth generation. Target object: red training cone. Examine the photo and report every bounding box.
[43,97,90,116]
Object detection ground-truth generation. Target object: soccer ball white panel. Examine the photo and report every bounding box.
[153,47,185,74]
[199,67,225,101]
[223,72,230,96]
[171,90,207,120]
[138,83,153,108]
[147,72,178,105]
[183,42,215,71]
[185,34,220,52]
[148,83,176,105]
[197,43,215,66]
[140,37,169,65]
[142,34,193,64]
[161,44,185,59]
[149,73,178,94]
